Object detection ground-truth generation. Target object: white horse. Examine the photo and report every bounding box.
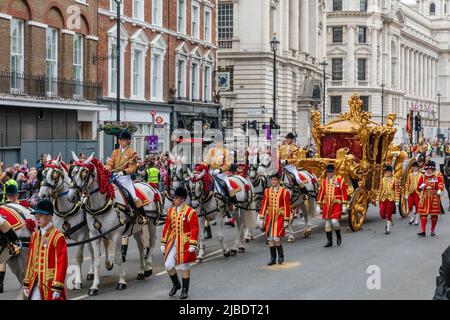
[187,168,255,260]
[257,152,318,242]
[67,153,161,296]
[38,154,97,290]
[161,161,190,222]
[0,202,34,293]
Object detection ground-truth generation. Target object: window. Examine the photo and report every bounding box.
[10,19,24,92]
[430,3,436,15]
[358,26,367,43]
[73,34,84,97]
[176,58,186,98]
[191,3,200,38]
[151,53,163,100]
[177,0,186,33]
[331,96,342,114]
[333,0,342,11]
[204,9,212,43]
[203,65,212,102]
[152,0,162,26]
[360,96,370,111]
[357,58,366,81]
[332,58,343,80]
[110,44,118,95]
[46,28,58,96]
[360,0,368,11]
[132,49,144,98]
[133,0,144,20]
[218,3,233,40]
[332,27,343,43]
[190,62,199,100]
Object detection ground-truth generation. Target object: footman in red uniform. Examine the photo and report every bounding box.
[161,187,199,299]
[377,165,400,235]
[316,164,348,247]
[23,199,68,300]
[417,161,444,237]
[258,172,290,265]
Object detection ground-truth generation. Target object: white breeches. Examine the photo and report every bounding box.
[30,284,41,300]
[0,216,5,225]
[285,164,301,184]
[267,237,281,242]
[118,175,138,201]
[165,245,190,271]
[325,219,340,232]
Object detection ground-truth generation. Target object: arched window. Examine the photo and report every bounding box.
[430,3,436,15]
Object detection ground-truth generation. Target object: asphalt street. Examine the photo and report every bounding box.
[1,157,449,300]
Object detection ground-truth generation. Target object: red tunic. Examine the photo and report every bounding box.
[259,186,291,238]
[317,176,348,220]
[23,225,68,300]
[161,204,199,264]
[417,174,444,216]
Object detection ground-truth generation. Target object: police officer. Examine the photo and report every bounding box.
[145,161,160,189]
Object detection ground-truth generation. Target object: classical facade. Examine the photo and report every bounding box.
[218,0,327,145]
[97,0,220,159]
[0,0,103,165]
[326,0,450,143]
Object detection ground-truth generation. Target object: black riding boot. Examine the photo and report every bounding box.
[169,273,181,297]
[0,271,5,294]
[180,277,190,299]
[324,232,333,248]
[204,225,212,239]
[267,246,277,266]
[276,245,284,264]
[335,230,342,246]
[230,196,238,212]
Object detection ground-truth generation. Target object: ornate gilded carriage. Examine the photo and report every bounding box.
[297,93,411,231]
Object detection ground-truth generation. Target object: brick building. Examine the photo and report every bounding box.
[97,0,220,159]
[0,0,104,165]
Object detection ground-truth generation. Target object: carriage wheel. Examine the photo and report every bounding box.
[349,187,368,232]
[399,158,418,218]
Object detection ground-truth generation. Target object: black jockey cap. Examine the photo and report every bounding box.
[418,155,426,163]
[174,187,188,199]
[269,172,281,180]
[5,184,18,196]
[385,165,393,172]
[412,162,420,168]
[326,164,335,173]
[286,132,295,140]
[31,199,54,215]
[118,130,132,140]
[425,161,436,170]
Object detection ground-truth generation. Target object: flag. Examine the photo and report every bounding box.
[406,111,412,136]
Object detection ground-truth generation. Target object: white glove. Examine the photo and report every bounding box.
[283,221,289,228]
[316,205,322,214]
[116,171,124,177]
[343,205,348,213]
[188,245,196,253]
[420,183,426,190]
[160,245,166,254]
[258,218,264,230]
[23,288,29,298]
[52,291,61,300]
[212,168,221,175]
[281,160,287,165]
[437,190,443,196]
[395,202,399,206]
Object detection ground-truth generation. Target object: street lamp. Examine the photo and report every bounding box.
[320,59,328,125]
[114,0,123,124]
[437,93,441,139]
[381,82,385,126]
[270,35,280,126]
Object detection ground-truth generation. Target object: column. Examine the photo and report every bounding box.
[299,0,309,54]
[428,58,432,98]
[397,39,401,90]
[385,31,392,88]
[309,1,318,59]
[414,51,418,96]
[405,48,410,94]
[347,26,356,86]
[289,0,299,52]
[371,27,378,86]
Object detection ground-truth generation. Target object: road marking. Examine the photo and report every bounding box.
[261,261,302,271]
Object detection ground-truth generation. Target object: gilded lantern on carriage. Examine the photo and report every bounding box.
[296,93,413,231]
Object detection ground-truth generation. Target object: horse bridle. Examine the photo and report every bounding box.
[41,165,69,198]
[69,164,95,195]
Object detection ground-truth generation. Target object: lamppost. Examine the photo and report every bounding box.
[270,35,280,126]
[114,0,123,124]
[381,82,385,126]
[437,92,441,139]
[320,59,328,125]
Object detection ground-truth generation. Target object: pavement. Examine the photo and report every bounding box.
[1,157,449,300]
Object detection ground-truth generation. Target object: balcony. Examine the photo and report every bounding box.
[0,71,101,102]
[357,81,369,87]
[330,80,344,87]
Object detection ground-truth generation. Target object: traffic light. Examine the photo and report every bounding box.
[248,120,257,130]
[415,115,422,132]
[270,117,280,130]
[240,122,247,132]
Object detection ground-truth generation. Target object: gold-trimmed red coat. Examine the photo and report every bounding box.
[317,176,348,220]
[23,225,68,300]
[377,176,401,202]
[417,174,445,215]
[259,186,291,238]
[161,204,199,264]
